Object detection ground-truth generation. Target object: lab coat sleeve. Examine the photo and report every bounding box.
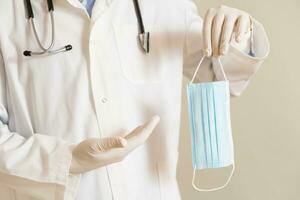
[0,53,80,199]
[183,0,270,96]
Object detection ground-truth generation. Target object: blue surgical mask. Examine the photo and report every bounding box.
[187,55,235,192]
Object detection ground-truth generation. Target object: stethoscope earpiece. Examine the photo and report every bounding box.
[23,44,73,57]
[23,51,32,57]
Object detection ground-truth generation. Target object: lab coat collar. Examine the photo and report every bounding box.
[65,0,114,20]
[65,0,83,9]
[65,0,114,9]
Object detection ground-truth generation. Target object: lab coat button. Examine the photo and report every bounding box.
[101,97,108,103]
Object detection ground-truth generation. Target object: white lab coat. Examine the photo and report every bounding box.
[0,0,269,199]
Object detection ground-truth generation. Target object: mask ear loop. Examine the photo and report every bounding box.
[189,54,229,83]
[192,162,235,192]
[216,57,228,82]
[189,54,235,191]
[189,54,206,84]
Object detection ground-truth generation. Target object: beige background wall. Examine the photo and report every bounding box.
[177,0,300,199]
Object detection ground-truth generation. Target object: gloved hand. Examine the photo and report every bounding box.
[202,5,252,57]
[70,115,160,174]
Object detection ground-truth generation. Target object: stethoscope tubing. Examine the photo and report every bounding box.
[31,11,55,52]
[23,0,148,56]
[24,0,72,56]
[133,0,145,34]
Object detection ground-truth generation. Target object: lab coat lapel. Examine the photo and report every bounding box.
[65,0,83,8]
[90,0,114,22]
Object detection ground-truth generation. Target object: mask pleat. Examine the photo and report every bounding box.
[214,83,224,166]
[187,86,196,168]
[196,86,204,168]
[205,86,214,168]
[214,82,231,166]
[210,85,220,167]
[188,86,200,168]
[201,86,211,168]
[193,86,200,168]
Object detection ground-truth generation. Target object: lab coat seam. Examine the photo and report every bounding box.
[88,23,115,200]
[0,50,8,113]
[54,144,71,183]
[111,23,128,83]
[156,162,163,200]
[63,174,82,200]
[1,55,19,134]
[5,77,35,135]
[55,145,82,200]
[183,0,200,63]
[0,169,65,185]
[105,166,116,200]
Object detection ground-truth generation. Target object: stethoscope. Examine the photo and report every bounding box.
[23,0,150,57]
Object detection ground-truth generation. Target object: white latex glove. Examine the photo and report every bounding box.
[70,115,160,174]
[203,5,251,57]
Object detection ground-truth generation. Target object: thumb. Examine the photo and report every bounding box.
[125,115,160,145]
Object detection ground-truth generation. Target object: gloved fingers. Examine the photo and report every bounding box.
[125,115,160,149]
[71,116,159,173]
[203,5,251,57]
[88,115,159,163]
[90,136,127,153]
[93,147,127,164]
[203,8,215,57]
[70,137,128,174]
[220,16,237,55]
[235,15,250,42]
[95,115,160,163]
[212,13,225,57]
[123,125,143,140]
[106,136,127,148]
[90,123,152,163]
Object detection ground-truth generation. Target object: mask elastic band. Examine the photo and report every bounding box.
[190,54,206,84]
[190,53,228,84]
[192,163,235,192]
[216,57,228,81]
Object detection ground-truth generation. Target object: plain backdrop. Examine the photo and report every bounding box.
[177,0,300,200]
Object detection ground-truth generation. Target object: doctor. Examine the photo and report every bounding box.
[0,0,269,200]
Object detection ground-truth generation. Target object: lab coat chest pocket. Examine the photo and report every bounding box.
[113,24,165,84]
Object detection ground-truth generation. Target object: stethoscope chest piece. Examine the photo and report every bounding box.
[138,32,150,53]
[133,0,150,54]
